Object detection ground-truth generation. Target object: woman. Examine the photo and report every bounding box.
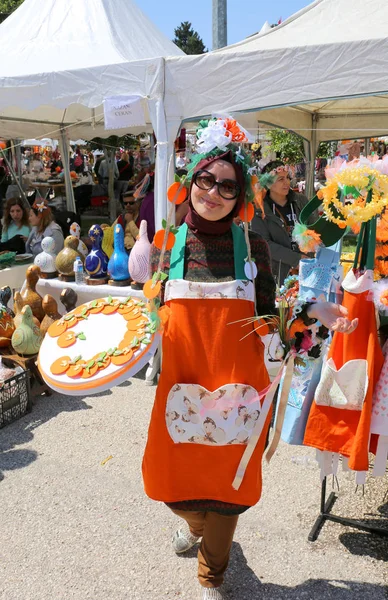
[142,122,357,599]
[1,198,30,243]
[116,152,134,202]
[251,160,312,285]
[25,200,64,256]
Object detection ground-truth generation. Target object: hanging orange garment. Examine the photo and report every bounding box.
[304,270,384,472]
[142,224,271,506]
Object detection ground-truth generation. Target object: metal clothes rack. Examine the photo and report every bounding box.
[308,476,388,541]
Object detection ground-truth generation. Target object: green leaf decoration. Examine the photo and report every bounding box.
[123,297,131,304]
[70,355,82,365]
[90,300,98,308]
[87,360,95,369]
[142,338,151,345]
[130,336,140,348]
[136,301,145,307]
[113,349,123,356]
[170,226,179,234]
[151,272,159,285]
[98,351,107,361]
[160,272,168,282]
[77,333,86,341]
[107,295,113,305]
[64,314,75,321]
[162,218,167,229]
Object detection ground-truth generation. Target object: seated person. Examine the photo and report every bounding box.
[25,200,64,256]
[1,198,31,242]
[138,173,155,242]
[116,192,141,252]
[251,160,313,285]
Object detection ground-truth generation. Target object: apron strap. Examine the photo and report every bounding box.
[231,223,248,280]
[169,222,188,280]
[169,222,248,281]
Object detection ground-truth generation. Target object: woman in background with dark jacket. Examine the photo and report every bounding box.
[251,160,312,285]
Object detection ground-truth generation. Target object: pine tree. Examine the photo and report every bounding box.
[173,21,207,55]
[0,0,23,14]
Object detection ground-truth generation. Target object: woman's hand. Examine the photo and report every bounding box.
[307,302,358,334]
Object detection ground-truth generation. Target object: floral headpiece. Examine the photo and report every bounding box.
[32,200,48,213]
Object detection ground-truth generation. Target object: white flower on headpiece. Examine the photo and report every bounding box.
[196,119,232,153]
[235,147,245,164]
[35,202,47,212]
[248,166,257,176]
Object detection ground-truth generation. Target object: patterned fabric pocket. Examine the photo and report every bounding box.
[165,383,261,445]
[315,358,368,411]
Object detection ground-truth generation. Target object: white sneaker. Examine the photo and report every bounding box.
[201,587,224,600]
[172,525,200,553]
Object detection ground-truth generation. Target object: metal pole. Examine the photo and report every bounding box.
[59,128,76,213]
[212,0,227,50]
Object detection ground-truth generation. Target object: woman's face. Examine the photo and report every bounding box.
[10,204,23,223]
[269,170,290,198]
[191,159,238,222]
[29,209,40,227]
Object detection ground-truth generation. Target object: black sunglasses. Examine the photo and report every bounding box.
[193,170,240,200]
[124,200,137,205]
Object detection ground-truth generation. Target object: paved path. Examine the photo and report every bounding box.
[0,370,387,600]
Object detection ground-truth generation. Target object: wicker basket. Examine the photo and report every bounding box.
[0,361,31,428]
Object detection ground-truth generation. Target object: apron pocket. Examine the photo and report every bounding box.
[165,383,261,445]
[315,358,368,411]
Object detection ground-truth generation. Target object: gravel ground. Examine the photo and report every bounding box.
[0,369,387,600]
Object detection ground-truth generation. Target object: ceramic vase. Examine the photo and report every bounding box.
[69,222,88,258]
[11,305,43,355]
[34,236,58,278]
[128,220,151,285]
[55,236,83,280]
[108,223,130,283]
[85,225,109,280]
[21,265,45,321]
[40,295,62,336]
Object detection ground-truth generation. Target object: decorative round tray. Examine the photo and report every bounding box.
[38,295,159,395]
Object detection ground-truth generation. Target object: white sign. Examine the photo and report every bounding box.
[103,95,146,131]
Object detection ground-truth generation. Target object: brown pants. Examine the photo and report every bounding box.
[171,509,239,588]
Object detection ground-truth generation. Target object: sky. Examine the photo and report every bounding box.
[140,0,313,50]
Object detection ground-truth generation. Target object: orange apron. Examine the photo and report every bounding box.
[303,269,384,472]
[142,224,271,506]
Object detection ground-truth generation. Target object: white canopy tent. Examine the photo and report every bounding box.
[165,0,388,195]
[0,0,183,216]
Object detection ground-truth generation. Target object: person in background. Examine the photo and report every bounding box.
[138,172,155,242]
[1,198,30,242]
[116,152,134,202]
[98,156,119,187]
[73,146,84,174]
[94,153,104,184]
[29,152,44,175]
[116,192,141,251]
[175,151,187,170]
[26,200,64,256]
[251,160,312,285]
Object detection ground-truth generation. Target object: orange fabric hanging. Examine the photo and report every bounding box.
[304,271,384,471]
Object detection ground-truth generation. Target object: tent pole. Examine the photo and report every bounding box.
[59,128,76,213]
[306,114,318,199]
[103,146,117,223]
[15,140,23,187]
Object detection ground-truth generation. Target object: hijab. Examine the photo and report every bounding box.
[185,150,246,235]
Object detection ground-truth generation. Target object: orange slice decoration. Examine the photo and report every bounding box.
[143,279,161,300]
[126,317,148,331]
[117,303,134,315]
[50,356,71,375]
[102,300,120,315]
[67,363,85,378]
[111,348,134,366]
[47,320,68,338]
[124,307,143,321]
[58,331,77,348]
[88,300,105,314]
[167,181,187,205]
[153,229,175,251]
[81,362,99,379]
[238,202,255,223]
[92,353,111,370]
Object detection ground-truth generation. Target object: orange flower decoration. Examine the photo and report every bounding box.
[224,118,248,143]
[380,290,388,306]
[289,317,307,338]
